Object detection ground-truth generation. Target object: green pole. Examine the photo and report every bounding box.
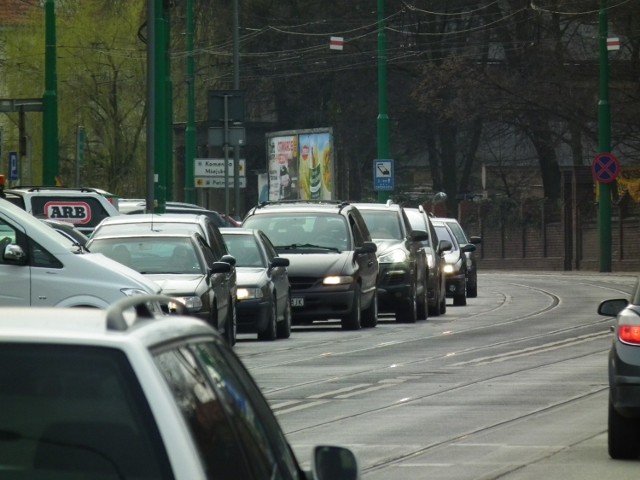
[598,0,612,272]
[165,5,174,202]
[184,0,196,203]
[42,0,59,186]
[377,0,390,203]
[154,0,167,212]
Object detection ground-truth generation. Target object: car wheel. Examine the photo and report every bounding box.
[439,293,447,315]
[454,279,467,306]
[258,296,277,341]
[225,299,237,346]
[608,399,640,459]
[396,283,417,323]
[361,289,378,328]
[342,286,361,330]
[416,277,428,320]
[467,273,478,298]
[277,293,292,339]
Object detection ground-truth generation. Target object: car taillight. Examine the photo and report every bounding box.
[618,325,640,345]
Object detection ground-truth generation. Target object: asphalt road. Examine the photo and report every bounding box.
[235,271,640,480]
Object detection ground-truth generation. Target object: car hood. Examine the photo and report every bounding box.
[442,250,461,264]
[235,267,267,286]
[372,239,406,256]
[145,274,206,294]
[280,252,350,277]
[81,253,162,294]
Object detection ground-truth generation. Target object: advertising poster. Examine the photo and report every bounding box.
[298,132,333,200]
[267,135,298,201]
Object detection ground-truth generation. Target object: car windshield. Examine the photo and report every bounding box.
[89,237,204,274]
[243,213,349,252]
[0,343,169,478]
[222,234,265,268]
[359,210,403,240]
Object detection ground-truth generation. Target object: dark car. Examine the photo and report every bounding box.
[598,279,640,459]
[404,207,451,316]
[431,218,476,306]
[87,219,237,346]
[435,216,482,297]
[242,201,378,330]
[221,227,292,340]
[352,202,429,323]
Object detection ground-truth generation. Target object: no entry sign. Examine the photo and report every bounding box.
[592,153,620,184]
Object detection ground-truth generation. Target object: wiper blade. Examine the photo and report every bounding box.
[278,243,340,252]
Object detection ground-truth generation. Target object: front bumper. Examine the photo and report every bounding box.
[237,298,270,333]
[377,263,412,311]
[444,272,466,297]
[288,282,356,322]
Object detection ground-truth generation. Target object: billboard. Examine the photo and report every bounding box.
[266,128,334,201]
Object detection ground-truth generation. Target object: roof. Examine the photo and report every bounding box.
[0,0,37,27]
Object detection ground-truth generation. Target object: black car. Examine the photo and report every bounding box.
[352,202,429,323]
[598,279,640,459]
[404,207,451,316]
[431,218,476,306]
[435,216,482,297]
[242,201,378,330]
[86,222,237,346]
[221,227,292,341]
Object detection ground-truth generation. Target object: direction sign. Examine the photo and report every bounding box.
[195,158,245,177]
[374,159,394,192]
[592,153,620,184]
[195,177,246,189]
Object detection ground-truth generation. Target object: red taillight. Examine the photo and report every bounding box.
[618,325,640,345]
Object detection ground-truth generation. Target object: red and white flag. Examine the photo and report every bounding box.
[607,37,620,51]
[330,36,344,51]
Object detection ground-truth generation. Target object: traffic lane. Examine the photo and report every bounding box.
[236,272,638,478]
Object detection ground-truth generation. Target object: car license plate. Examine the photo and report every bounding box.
[291,297,304,307]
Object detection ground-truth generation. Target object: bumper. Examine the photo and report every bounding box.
[289,288,356,322]
[377,263,412,311]
[236,299,270,333]
[444,273,466,297]
[610,344,640,417]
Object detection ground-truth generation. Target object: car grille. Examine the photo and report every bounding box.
[289,276,320,290]
[380,271,408,286]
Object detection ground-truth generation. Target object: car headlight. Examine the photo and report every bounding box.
[378,249,407,263]
[121,288,151,297]
[171,296,203,312]
[443,264,456,274]
[323,275,354,285]
[237,287,264,300]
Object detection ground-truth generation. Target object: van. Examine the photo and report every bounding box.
[0,197,161,307]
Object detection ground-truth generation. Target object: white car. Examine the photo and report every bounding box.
[0,295,360,479]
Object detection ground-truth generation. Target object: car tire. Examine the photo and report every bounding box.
[277,293,292,339]
[454,279,467,306]
[416,278,428,320]
[258,296,278,341]
[225,300,237,346]
[342,286,362,330]
[397,283,417,323]
[608,399,640,459]
[361,290,378,328]
[439,294,447,315]
[467,274,478,298]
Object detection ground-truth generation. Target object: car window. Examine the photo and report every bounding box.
[0,343,171,479]
[359,210,403,240]
[207,226,228,260]
[348,213,365,246]
[29,196,112,231]
[405,210,430,247]
[446,220,469,244]
[223,234,266,268]
[434,225,459,251]
[259,232,278,262]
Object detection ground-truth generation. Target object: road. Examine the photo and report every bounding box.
[235,271,640,480]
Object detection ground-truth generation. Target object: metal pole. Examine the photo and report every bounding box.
[224,95,230,216]
[154,0,167,212]
[377,0,390,203]
[146,0,156,213]
[233,0,241,219]
[43,0,59,186]
[598,0,612,272]
[184,0,196,203]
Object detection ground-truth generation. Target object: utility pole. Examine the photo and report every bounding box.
[184,0,196,203]
[153,0,168,212]
[232,0,241,219]
[43,0,59,186]
[598,0,612,272]
[146,0,156,213]
[377,0,390,203]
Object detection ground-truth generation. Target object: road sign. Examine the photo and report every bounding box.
[8,151,18,181]
[592,153,620,184]
[195,158,245,177]
[195,177,246,189]
[374,159,394,191]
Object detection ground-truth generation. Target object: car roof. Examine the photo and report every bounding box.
[97,213,209,225]
[220,227,256,235]
[351,201,402,211]
[247,201,353,215]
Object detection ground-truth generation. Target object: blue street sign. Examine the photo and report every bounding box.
[8,151,18,181]
[374,159,394,191]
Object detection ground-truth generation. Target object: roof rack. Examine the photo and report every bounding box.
[105,294,187,331]
[7,186,104,193]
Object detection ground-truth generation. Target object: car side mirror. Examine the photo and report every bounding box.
[437,239,452,254]
[3,244,27,265]
[221,254,236,266]
[598,299,628,317]
[270,257,290,268]
[210,261,232,274]
[356,241,377,255]
[461,243,476,253]
[312,445,359,480]
[409,229,429,242]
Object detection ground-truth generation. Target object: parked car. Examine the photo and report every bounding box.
[352,202,429,322]
[221,227,291,340]
[242,201,378,330]
[598,278,640,459]
[86,228,237,345]
[0,294,360,479]
[435,216,482,297]
[431,218,475,306]
[404,206,451,316]
[1,185,121,235]
[119,199,229,227]
[0,196,161,307]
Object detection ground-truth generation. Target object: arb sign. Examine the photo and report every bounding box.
[592,153,620,184]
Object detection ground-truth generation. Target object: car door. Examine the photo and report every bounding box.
[198,236,229,321]
[350,211,378,301]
